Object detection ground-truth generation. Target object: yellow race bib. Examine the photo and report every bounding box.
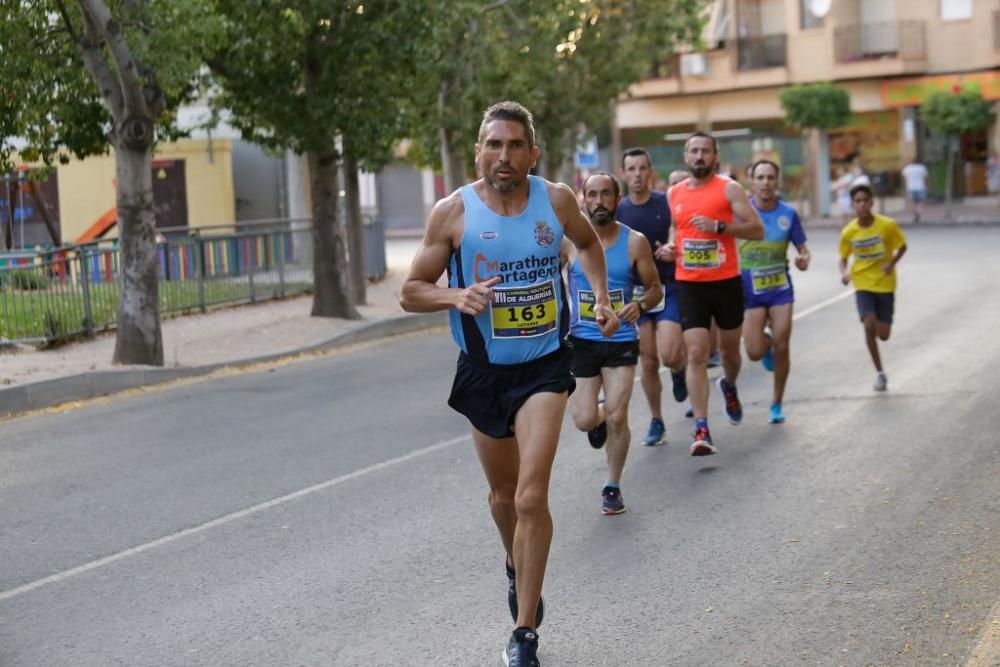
[491,281,558,338]
[750,266,789,294]
[852,236,885,261]
[682,238,721,269]
[579,288,624,321]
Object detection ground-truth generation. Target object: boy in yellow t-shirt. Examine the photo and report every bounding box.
[838,184,907,392]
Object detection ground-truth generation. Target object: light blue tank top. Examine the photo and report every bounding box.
[568,225,636,342]
[448,176,567,365]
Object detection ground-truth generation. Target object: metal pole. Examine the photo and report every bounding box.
[17,169,25,249]
[196,232,207,314]
[79,249,94,337]
[276,229,286,298]
[247,237,256,303]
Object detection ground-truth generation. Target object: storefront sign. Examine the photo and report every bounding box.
[881,71,1000,107]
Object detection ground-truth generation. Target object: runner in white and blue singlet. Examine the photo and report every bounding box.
[739,159,811,425]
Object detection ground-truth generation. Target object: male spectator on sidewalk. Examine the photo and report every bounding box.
[617,148,687,447]
[400,101,618,667]
[901,158,929,223]
[666,132,764,456]
[564,171,662,515]
[839,183,907,392]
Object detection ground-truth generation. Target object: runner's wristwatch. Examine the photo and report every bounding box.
[716,220,727,234]
[637,300,648,314]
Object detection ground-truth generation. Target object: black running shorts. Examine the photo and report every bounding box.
[677,276,745,331]
[447,346,576,439]
[567,336,639,378]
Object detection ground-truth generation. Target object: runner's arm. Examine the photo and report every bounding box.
[619,231,662,324]
[793,242,811,271]
[400,194,500,314]
[838,255,851,285]
[883,243,907,275]
[724,180,765,239]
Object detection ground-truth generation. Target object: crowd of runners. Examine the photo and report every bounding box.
[400,100,908,667]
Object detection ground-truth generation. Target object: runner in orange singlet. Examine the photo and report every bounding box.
[667,132,764,456]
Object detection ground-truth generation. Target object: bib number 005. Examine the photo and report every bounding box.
[682,238,721,269]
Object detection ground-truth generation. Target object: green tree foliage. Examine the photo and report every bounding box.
[921,87,996,215]
[208,0,430,318]
[921,88,995,136]
[779,82,851,130]
[1,0,221,365]
[407,0,706,190]
[780,82,851,216]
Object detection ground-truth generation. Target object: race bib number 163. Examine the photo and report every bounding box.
[491,281,558,338]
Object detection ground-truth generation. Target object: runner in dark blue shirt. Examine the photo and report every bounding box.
[617,148,688,446]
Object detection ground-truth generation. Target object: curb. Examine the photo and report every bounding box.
[802,218,1000,229]
[0,311,447,420]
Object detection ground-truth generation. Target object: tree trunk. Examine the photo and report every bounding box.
[799,129,815,217]
[343,137,366,305]
[3,182,12,250]
[437,83,469,193]
[815,128,832,217]
[308,149,359,319]
[945,135,956,221]
[27,181,61,246]
[112,140,164,366]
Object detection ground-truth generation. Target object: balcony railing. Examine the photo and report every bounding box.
[833,20,926,63]
[736,34,787,70]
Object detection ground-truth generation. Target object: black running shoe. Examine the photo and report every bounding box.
[587,421,607,449]
[717,377,743,425]
[671,369,688,402]
[506,559,544,627]
[502,627,540,667]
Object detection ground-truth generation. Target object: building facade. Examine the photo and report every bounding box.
[615,0,1000,199]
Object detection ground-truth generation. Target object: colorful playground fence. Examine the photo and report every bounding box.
[0,219,336,345]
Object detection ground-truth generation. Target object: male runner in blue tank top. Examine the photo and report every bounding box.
[739,160,811,424]
[562,171,662,516]
[401,101,618,667]
[617,148,688,447]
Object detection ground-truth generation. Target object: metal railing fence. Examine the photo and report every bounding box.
[833,20,926,63]
[0,219,326,345]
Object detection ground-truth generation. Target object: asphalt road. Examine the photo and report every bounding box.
[1,227,998,666]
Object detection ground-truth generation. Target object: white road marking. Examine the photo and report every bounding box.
[1,289,856,602]
[0,434,471,602]
[792,289,853,321]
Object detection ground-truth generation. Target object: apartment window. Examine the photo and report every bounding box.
[800,0,825,29]
[940,0,972,21]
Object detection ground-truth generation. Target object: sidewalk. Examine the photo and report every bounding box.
[801,194,1000,228]
[0,242,437,418]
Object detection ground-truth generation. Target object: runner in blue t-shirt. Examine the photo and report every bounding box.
[738,159,811,424]
[617,148,688,446]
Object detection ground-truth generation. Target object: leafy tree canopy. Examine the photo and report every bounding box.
[0,0,222,171]
[921,87,996,136]
[779,82,851,131]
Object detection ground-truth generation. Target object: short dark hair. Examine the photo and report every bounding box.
[583,171,621,199]
[479,101,536,147]
[749,159,780,178]
[621,147,652,169]
[850,183,873,199]
[685,131,718,153]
